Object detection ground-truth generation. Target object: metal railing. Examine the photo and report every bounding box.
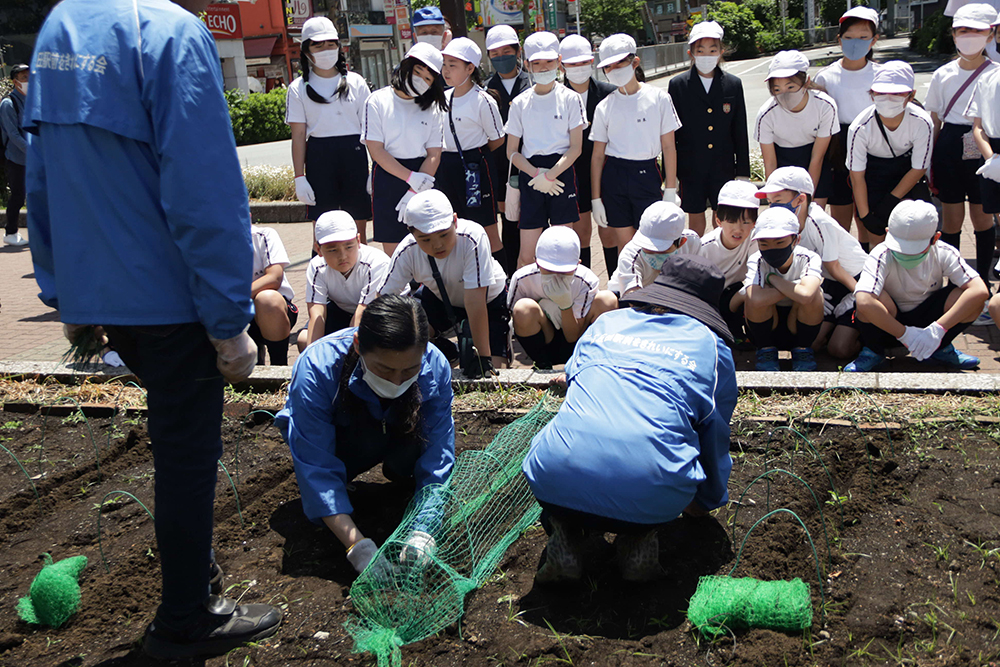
[592,41,691,82]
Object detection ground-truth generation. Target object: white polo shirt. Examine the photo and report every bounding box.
[606,230,701,295]
[362,86,445,159]
[443,86,504,152]
[964,68,1000,138]
[754,90,840,148]
[743,245,822,307]
[285,71,371,138]
[855,242,978,313]
[251,226,294,301]
[507,263,600,328]
[698,227,757,288]
[304,244,391,313]
[846,104,934,171]
[798,203,870,279]
[925,59,999,126]
[589,84,682,160]
[504,83,587,158]
[813,60,879,126]
[378,218,507,306]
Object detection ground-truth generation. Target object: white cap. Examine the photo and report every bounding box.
[559,34,594,64]
[886,200,938,254]
[952,2,999,28]
[756,166,815,198]
[524,31,559,62]
[688,20,724,44]
[717,180,762,209]
[870,60,915,94]
[405,42,443,74]
[404,190,455,234]
[535,226,580,272]
[597,33,637,69]
[442,37,482,66]
[765,50,810,80]
[840,6,880,25]
[301,16,339,43]
[751,207,801,240]
[486,24,520,51]
[315,210,359,244]
[632,202,686,252]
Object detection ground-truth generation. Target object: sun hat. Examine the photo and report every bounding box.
[632,202,686,252]
[405,42,444,74]
[596,34,637,69]
[535,226,581,272]
[751,207,801,240]
[717,180,762,208]
[315,211,359,244]
[755,166,815,198]
[301,17,339,43]
[404,190,455,234]
[885,200,939,254]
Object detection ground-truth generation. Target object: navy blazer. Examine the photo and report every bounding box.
[485,69,532,124]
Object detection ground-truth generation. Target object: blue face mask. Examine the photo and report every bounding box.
[490,54,518,74]
[642,248,675,271]
[841,37,873,61]
[770,199,801,216]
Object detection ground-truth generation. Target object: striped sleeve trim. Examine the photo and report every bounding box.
[356,259,375,302]
[813,93,839,137]
[939,243,979,285]
[381,241,420,293]
[456,231,484,288]
[508,267,541,308]
[479,89,504,138]
[847,113,876,171]
[754,101,780,142]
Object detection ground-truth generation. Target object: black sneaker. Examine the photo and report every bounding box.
[144,595,281,660]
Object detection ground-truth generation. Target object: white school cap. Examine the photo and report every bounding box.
[717,180,762,209]
[442,37,482,66]
[301,17,339,43]
[751,207,801,240]
[315,211,359,244]
[688,21,724,44]
[524,31,560,62]
[535,226,581,272]
[404,190,455,234]
[765,50,810,80]
[755,166,815,198]
[870,60,915,93]
[486,25,519,51]
[840,6,880,25]
[633,202,686,252]
[952,2,999,29]
[886,200,939,254]
[405,42,444,74]
[597,34,637,69]
[559,34,594,64]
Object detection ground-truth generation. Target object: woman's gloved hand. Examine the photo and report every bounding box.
[346,538,379,574]
[295,176,317,205]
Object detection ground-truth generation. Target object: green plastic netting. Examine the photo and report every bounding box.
[344,393,560,667]
[687,575,812,638]
[17,554,88,628]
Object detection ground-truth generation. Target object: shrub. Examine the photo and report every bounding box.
[757,25,806,53]
[226,88,292,147]
[243,165,296,201]
[707,2,762,59]
[910,10,953,55]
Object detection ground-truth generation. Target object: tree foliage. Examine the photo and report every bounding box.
[820,0,870,29]
[705,2,761,58]
[580,0,644,41]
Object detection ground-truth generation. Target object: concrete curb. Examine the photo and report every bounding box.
[3,361,1000,394]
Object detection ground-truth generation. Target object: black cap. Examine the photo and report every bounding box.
[10,64,29,78]
[619,254,734,346]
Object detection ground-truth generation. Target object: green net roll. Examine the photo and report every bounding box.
[17,554,88,628]
[687,575,812,638]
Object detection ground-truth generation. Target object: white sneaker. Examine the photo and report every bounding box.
[972,302,993,327]
[3,233,28,247]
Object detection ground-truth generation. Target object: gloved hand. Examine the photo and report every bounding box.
[208,330,257,383]
[102,350,125,367]
[860,210,888,236]
[295,175,316,206]
[366,171,373,195]
[873,193,901,225]
[591,199,608,228]
[528,170,564,196]
[823,292,834,317]
[976,155,1000,183]
[541,274,575,311]
[406,171,435,193]
[898,325,922,352]
[346,538,378,574]
[833,294,855,319]
[396,190,416,223]
[662,187,679,205]
[400,530,436,565]
[908,321,946,361]
[537,298,565,328]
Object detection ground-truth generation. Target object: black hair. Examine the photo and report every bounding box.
[302,39,350,102]
[630,303,671,316]
[716,203,759,224]
[839,16,879,61]
[392,57,448,112]
[767,71,819,94]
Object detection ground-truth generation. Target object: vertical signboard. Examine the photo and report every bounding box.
[285,0,312,28]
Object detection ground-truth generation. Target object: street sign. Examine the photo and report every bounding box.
[204,4,243,40]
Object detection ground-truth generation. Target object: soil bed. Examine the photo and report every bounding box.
[0,399,999,666]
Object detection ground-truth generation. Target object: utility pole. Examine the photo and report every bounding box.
[440,0,468,37]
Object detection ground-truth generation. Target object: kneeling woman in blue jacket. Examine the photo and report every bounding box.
[522,255,737,583]
[277,294,455,574]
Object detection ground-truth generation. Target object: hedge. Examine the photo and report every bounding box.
[226,87,292,147]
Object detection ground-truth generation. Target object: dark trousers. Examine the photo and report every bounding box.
[5,161,25,235]
[857,286,967,355]
[104,323,223,621]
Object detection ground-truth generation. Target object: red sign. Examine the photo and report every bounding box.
[558,28,565,36]
[204,4,243,40]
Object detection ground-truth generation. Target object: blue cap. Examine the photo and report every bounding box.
[412,6,445,26]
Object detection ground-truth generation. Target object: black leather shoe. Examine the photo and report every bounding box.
[143,595,281,660]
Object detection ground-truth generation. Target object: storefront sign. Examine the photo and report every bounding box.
[204,4,243,40]
[284,0,311,28]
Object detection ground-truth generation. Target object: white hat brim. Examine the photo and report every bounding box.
[410,216,454,234]
[952,18,993,28]
[884,233,930,255]
[717,195,759,209]
[306,30,340,42]
[410,54,442,73]
[561,54,594,64]
[536,258,578,273]
[527,50,559,62]
[597,52,630,69]
[751,228,798,241]
[317,230,358,245]
[765,67,804,80]
[871,83,913,93]
[487,37,520,50]
[632,230,677,252]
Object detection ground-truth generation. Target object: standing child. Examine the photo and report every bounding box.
[286,17,372,241]
[297,211,391,352]
[754,51,839,207]
[591,34,682,253]
[508,226,617,368]
[250,226,298,366]
[813,6,881,249]
[505,31,587,269]
[743,207,825,371]
[362,43,447,257]
[969,30,1000,324]
[607,201,701,297]
[668,21,751,235]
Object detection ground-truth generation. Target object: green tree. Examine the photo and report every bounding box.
[579,0,644,41]
[705,2,761,58]
[820,0,869,28]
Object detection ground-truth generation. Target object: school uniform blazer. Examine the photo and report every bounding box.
[486,69,532,124]
[668,65,751,180]
[584,78,618,140]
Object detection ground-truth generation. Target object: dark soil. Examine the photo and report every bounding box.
[1,404,999,666]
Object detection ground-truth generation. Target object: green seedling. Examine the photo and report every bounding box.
[924,542,950,562]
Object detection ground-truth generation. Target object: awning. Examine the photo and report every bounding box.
[244,36,278,59]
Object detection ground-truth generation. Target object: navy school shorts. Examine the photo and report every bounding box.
[601,156,662,228]
[518,153,580,230]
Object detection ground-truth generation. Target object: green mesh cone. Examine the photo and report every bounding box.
[17,554,88,628]
[345,394,560,667]
[687,575,812,638]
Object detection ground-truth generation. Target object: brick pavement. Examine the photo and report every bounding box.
[3,214,1000,373]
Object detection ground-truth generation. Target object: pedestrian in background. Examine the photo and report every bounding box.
[0,64,29,247]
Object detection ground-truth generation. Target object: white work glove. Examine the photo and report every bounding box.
[541,274,575,311]
[898,326,922,352]
[976,155,1000,183]
[406,171,435,193]
[537,298,565,329]
[346,538,379,574]
[591,198,608,228]
[833,294,855,319]
[102,350,125,367]
[662,187,679,205]
[909,321,946,361]
[295,175,317,205]
[528,169,565,196]
[396,190,416,223]
[400,530,436,565]
[823,292,834,317]
[366,171,373,196]
[208,330,257,383]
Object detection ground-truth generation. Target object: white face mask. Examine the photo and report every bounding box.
[309,48,339,71]
[530,68,559,85]
[540,273,574,291]
[564,64,594,84]
[873,94,907,118]
[776,88,806,111]
[605,64,634,88]
[359,354,420,399]
[694,55,719,75]
[407,74,431,97]
[15,80,27,95]
[955,33,989,57]
[416,34,444,50]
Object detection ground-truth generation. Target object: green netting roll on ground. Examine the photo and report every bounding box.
[687,576,812,638]
[344,394,560,667]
